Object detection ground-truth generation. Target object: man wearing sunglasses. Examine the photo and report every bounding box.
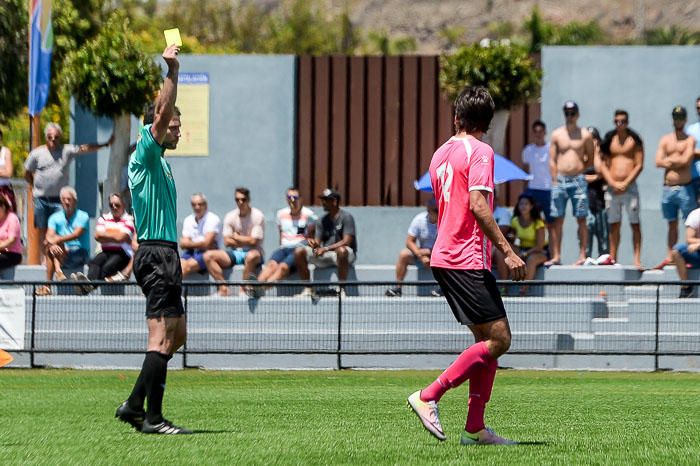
[598,109,645,269]
[256,188,317,292]
[25,122,113,260]
[655,106,696,270]
[203,187,265,296]
[547,101,595,266]
[179,193,221,279]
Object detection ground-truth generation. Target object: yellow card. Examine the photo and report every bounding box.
[164,28,182,47]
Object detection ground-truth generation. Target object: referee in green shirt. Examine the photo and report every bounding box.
[115,44,190,435]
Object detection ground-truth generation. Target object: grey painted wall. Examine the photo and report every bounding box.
[71,54,428,265]
[542,46,700,267]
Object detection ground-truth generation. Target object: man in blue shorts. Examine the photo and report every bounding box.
[115,44,191,434]
[257,187,316,287]
[36,186,90,296]
[179,193,221,279]
[671,206,700,298]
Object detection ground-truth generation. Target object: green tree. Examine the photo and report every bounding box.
[0,0,28,123]
[265,0,360,54]
[365,31,417,55]
[644,26,700,45]
[62,14,161,207]
[524,6,609,52]
[440,41,541,110]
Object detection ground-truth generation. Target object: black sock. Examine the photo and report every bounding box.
[140,351,171,424]
[127,356,150,411]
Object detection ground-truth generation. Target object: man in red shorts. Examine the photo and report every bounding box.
[407,86,526,445]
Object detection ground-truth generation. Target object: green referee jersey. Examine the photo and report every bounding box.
[128,124,178,242]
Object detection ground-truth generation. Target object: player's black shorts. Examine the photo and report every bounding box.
[133,240,185,318]
[431,267,507,326]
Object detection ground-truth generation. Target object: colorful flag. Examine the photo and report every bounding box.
[28,0,53,116]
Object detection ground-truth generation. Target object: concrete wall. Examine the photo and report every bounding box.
[542,46,700,267]
[71,47,700,267]
[71,54,425,265]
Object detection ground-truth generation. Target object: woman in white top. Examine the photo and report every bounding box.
[0,129,16,212]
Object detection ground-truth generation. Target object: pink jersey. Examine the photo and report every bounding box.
[429,136,495,270]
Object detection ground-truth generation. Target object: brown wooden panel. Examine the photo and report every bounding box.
[295,55,540,207]
[437,91,453,145]
[330,56,348,199]
[418,57,437,171]
[296,56,314,201]
[365,57,384,205]
[313,57,331,198]
[384,56,401,205]
[348,57,366,206]
[401,56,419,205]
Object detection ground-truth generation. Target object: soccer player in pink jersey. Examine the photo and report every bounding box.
[407,86,526,445]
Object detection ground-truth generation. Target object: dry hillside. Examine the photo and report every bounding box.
[320,0,699,53]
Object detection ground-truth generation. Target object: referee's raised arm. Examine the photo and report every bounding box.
[151,44,180,145]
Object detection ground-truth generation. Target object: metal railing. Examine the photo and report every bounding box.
[3,280,699,369]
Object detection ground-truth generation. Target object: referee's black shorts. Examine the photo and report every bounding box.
[431,267,507,326]
[133,240,185,318]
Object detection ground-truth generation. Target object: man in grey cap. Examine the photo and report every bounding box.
[547,101,595,266]
[294,188,357,295]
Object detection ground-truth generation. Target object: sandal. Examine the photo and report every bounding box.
[35,285,52,296]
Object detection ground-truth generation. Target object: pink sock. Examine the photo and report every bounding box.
[420,341,493,402]
[465,357,498,433]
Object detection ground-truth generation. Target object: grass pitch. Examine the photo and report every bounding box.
[1,369,699,465]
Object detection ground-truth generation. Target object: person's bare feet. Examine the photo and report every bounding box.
[544,258,561,267]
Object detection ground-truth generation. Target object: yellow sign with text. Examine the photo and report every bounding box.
[169,73,210,157]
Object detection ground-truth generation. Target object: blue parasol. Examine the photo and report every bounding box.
[413,154,532,192]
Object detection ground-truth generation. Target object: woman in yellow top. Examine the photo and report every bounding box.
[511,193,549,283]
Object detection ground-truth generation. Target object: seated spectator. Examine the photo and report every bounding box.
[36,187,90,296]
[72,193,135,293]
[0,129,17,213]
[385,199,438,297]
[295,188,357,296]
[0,195,23,279]
[257,188,316,288]
[203,187,264,297]
[671,206,700,298]
[511,193,549,284]
[180,193,222,279]
[491,194,514,280]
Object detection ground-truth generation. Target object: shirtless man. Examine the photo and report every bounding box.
[547,101,595,265]
[598,110,644,268]
[654,106,696,267]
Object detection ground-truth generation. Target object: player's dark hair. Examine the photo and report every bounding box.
[614,109,629,120]
[532,119,546,130]
[513,193,543,223]
[142,103,181,125]
[454,86,495,134]
[235,187,250,200]
[287,186,299,193]
[0,195,10,211]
